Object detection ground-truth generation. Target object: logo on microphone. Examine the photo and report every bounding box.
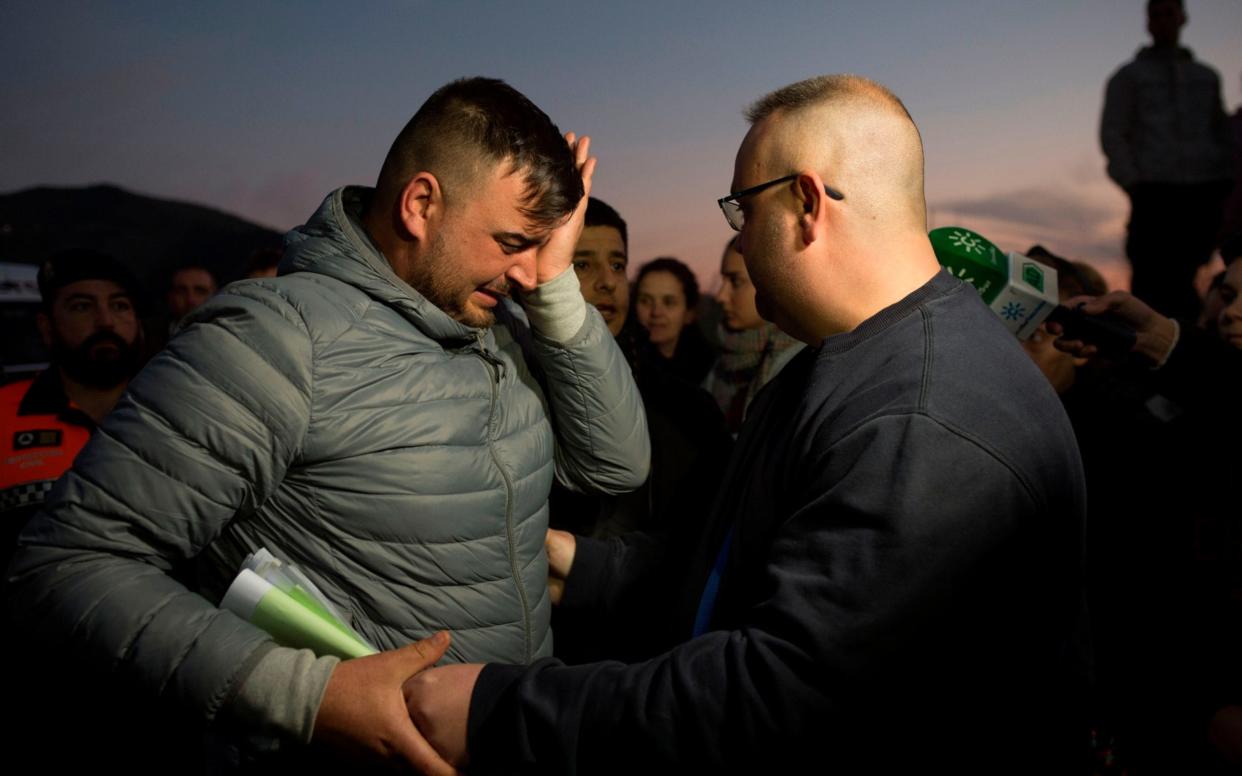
[1001,301,1027,321]
[947,229,985,255]
[1021,263,1046,293]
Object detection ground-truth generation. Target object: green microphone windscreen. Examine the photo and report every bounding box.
[929,226,1059,339]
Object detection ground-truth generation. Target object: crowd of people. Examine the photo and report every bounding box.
[2,2,1241,773]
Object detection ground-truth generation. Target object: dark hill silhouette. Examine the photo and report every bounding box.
[0,184,284,303]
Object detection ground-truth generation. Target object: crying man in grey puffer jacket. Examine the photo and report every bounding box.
[7,77,649,770]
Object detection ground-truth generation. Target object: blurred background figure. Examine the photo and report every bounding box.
[1216,240,1242,349]
[1219,70,1242,246]
[1198,269,1227,336]
[145,262,220,355]
[243,246,283,279]
[166,263,218,324]
[633,257,715,384]
[1100,0,1234,320]
[1,248,145,566]
[704,237,802,434]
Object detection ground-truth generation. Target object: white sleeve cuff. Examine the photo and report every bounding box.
[520,266,588,344]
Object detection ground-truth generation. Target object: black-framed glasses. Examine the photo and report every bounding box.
[717,174,845,231]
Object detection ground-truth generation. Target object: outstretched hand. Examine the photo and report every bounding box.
[313,631,459,775]
[535,132,597,285]
[1051,290,1178,366]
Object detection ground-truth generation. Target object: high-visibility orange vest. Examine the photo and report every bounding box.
[1,376,93,515]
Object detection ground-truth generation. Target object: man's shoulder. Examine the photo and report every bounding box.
[865,286,1076,484]
[192,272,381,351]
[792,279,971,424]
[229,272,370,317]
[1119,46,1221,80]
[1183,56,1223,84]
[927,294,1080,492]
[1107,50,1149,83]
[0,377,35,406]
[774,275,1069,445]
[925,287,1064,405]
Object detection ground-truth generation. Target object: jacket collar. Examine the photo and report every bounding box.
[283,186,487,348]
[17,369,95,429]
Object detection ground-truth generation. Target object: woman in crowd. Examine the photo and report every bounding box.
[704,238,803,434]
[633,257,715,384]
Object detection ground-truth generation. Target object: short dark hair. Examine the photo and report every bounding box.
[376,77,582,230]
[585,197,627,250]
[169,264,219,291]
[635,256,700,309]
[1148,0,1183,11]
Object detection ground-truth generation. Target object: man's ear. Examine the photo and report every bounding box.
[36,311,52,348]
[795,172,831,247]
[397,172,442,241]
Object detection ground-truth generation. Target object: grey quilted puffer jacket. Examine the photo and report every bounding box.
[8,186,649,723]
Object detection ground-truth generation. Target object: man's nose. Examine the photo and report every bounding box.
[506,251,538,292]
[734,227,751,258]
[96,306,118,329]
[597,273,616,292]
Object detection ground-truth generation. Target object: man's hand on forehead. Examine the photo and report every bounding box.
[534,132,596,285]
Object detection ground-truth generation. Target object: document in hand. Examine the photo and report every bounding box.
[220,548,377,659]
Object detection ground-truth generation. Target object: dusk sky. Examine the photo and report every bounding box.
[4,0,1241,291]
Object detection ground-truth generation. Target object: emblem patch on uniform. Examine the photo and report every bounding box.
[13,429,62,450]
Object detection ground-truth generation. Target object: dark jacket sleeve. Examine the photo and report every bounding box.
[6,285,314,723]
[466,412,1052,774]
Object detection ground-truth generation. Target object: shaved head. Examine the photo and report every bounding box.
[743,74,927,231]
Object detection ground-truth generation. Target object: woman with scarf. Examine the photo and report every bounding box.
[705,237,803,434]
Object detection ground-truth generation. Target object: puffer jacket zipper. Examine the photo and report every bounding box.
[475,336,533,662]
